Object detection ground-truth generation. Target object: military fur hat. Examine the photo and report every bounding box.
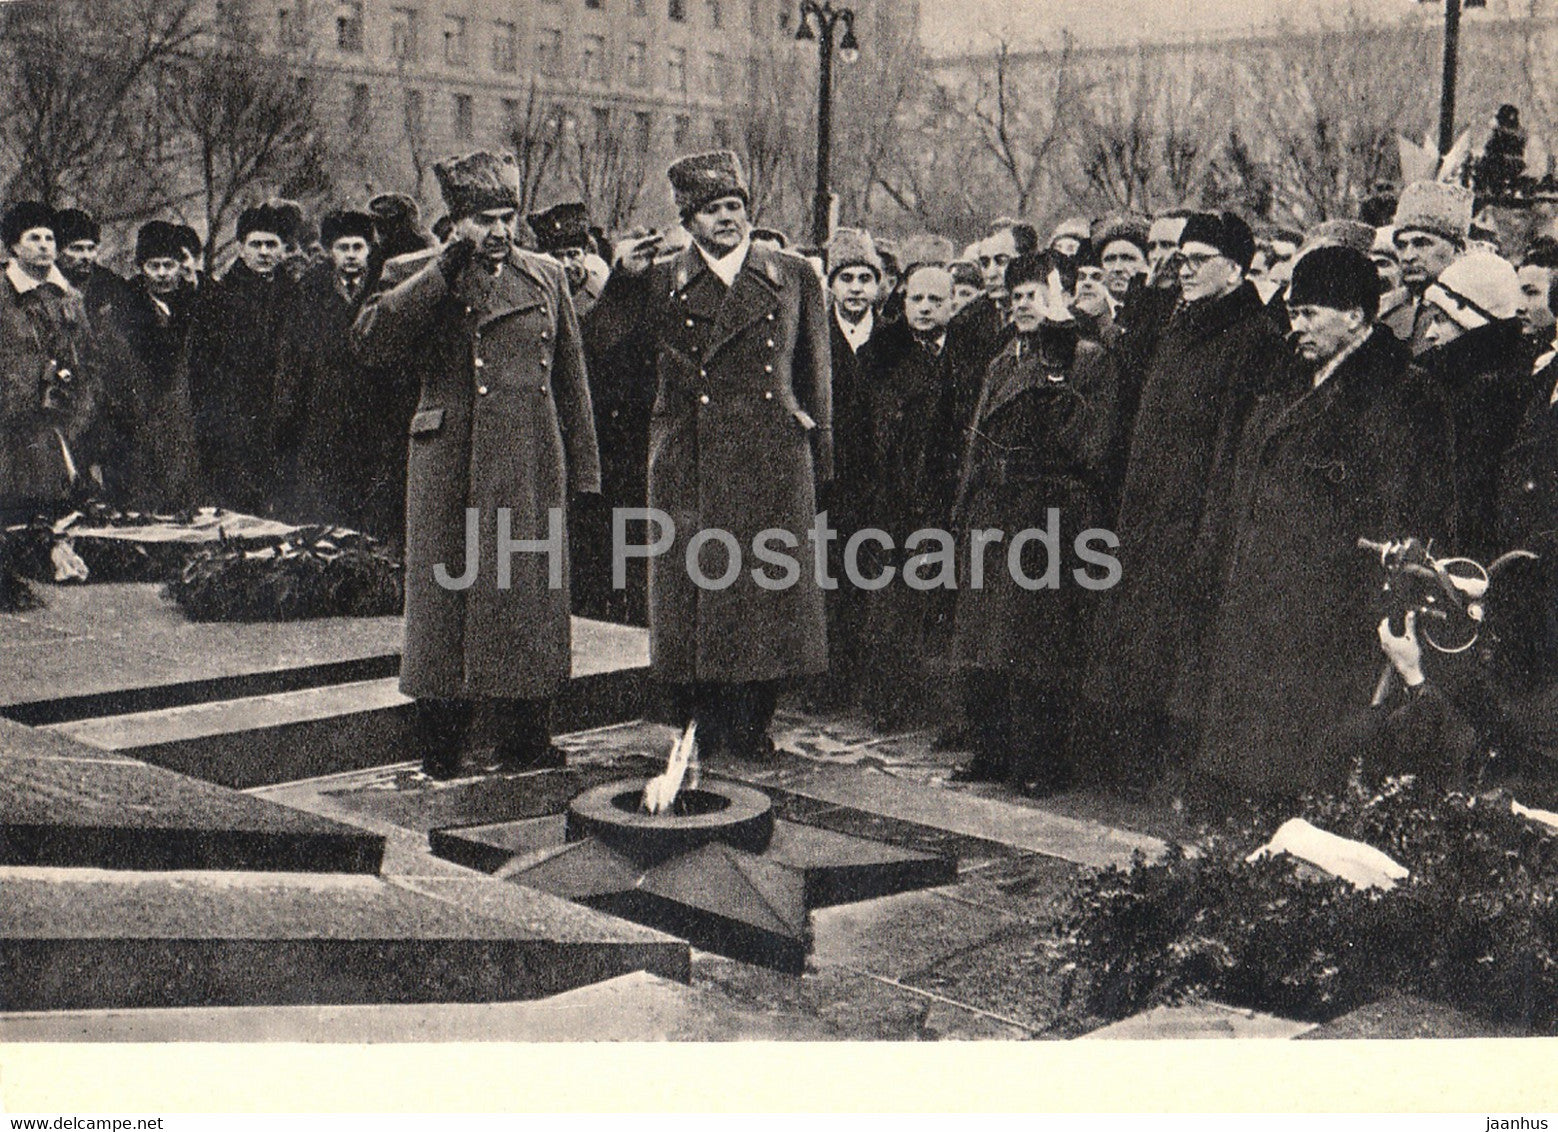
[897,232,956,271]
[1392,181,1473,245]
[1003,251,1051,292]
[53,208,99,247]
[235,202,294,243]
[826,227,883,280]
[1,201,55,249]
[667,150,749,218]
[1050,217,1091,247]
[1092,214,1151,257]
[320,209,377,248]
[135,220,185,265]
[1179,210,1257,270]
[368,192,421,224]
[1302,219,1377,256]
[527,201,591,253]
[434,151,521,220]
[1286,245,1382,319]
[949,260,983,289]
[174,224,202,256]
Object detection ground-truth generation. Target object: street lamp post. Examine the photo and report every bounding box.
[795,0,859,247]
[1437,0,1485,158]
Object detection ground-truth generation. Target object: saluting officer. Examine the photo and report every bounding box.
[592,150,832,761]
[354,151,600,779]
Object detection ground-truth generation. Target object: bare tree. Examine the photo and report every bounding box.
[569,110,655,233]
[503,81,570,221]
[0,0,206,218]
[163,38,325,261]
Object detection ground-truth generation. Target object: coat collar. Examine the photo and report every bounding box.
[1257,328,1402,444]
[460,247,551,325]
[978,326,1082,421]
[672,241,785,361]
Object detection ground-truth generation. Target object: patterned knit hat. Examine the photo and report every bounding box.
[667,150,749,218]
[1424,249,1521,329]
[1392,181,1473,244]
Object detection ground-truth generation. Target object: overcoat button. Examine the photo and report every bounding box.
[699,394,710,404]
[477,385,489,395]
[541,330,549,339]
[474,357,485,368]
[1526,480,1537,492]
[540,358,549,367]
[764,364,773,373]
[766,312,775,321]
[765,339,775,348]
[699,368,707,377]
[763,391,773,400]
[685,318,695,327]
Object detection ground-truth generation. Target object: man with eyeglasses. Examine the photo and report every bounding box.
[1074,210,1289,800]
[1389,180,1474,356]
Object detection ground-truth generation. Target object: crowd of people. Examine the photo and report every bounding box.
[2,147,1555,805]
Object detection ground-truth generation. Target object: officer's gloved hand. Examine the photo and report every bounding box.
[438,235,477,283]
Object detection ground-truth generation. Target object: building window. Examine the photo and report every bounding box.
[404,88,425,136]
[668,0,685,21]
[672,114,691,146]
[633,0,646,13]
[777,6,791,32]
[707,51,730,94]
[585,0,603,8]
[706,0,722,28]
[277,7,304,47]
[536,27,564,75]
[336,1,363,51]
[390,7,420,61]
[580,34,605,82]
[453,93,474,137]
[590,106,612,141]
[634,110,653,152]
[666,46,686,91]
[712,117,731,147]
[348,82,372,129]
[443,14,468,65]
[625,41,646,87]
[501,96,519,123]
[491,20,517,71]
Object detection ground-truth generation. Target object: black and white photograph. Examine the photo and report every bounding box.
[1,0,1557,1114]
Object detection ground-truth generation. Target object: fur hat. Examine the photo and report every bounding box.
[174,224,202,256]
[53,208,99,247]
[1003,251,1050,292]
[368,192,421,225]
[1092,214,1150,257]
[1371,226,1400,261]
[1179,211,1257,270]
[1392,181,1473,245]
[897,232,955,271]
[1050,217,1091,247]
[1286,245,1382,319]
[319,209,377,248]
[235,202,293,243]
[135,220,185,265]
[434,151,521,220]
[667,150,749,218]
[1303,219,1376,257]
[1424,249,1521,329]
[750,227,789,248]
[1,201,55,249]
[826,227,883,280]
[527,201,591,253]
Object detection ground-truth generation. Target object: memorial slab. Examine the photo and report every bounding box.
[0,721,384,873]
[0,867,688,1012]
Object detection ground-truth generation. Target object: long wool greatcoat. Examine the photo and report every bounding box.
[353,247,600,700]
[1194,329,1456,798]
[589,241,832,683]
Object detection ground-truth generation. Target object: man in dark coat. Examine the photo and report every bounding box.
[818,226,883,705]
[275,209,409,540]
[950,253,1121,792]
[1194,246,1455,801]
[1074,211,1289,794]
[354,150,601,779]
[1,202,97,525]
[528,201,597,317]
[187,202,299,513]
[94,220,199,510]
[54,208,128,331]
[589,149,831,761]
[859,262,960,725]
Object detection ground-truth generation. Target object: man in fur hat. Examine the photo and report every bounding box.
[527,201,598,317]
[355,152,600,779]
[186,201,299,512]
[54,207,128,328]
[592,149,830,761]
[1391,180,1474,355]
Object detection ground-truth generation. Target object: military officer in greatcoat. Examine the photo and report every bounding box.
[354,151,601,779]
[591,150,831,761]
